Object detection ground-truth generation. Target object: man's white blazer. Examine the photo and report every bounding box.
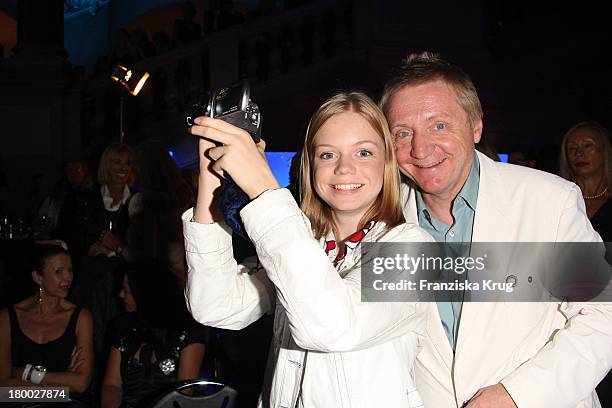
[403,152,612,408]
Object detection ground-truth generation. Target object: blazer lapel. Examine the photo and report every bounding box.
[455,152,514,356]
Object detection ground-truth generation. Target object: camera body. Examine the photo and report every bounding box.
[186,79,261,142]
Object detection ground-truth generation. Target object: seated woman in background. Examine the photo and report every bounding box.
[184,92,432,407]
[560,121,612,408]
[100,261,208,408]
[97,141,194,287]
[56,143,133,262]
[0,242,94,397]
[559,121,612,240]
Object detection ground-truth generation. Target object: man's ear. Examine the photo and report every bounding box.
[473,119,483,144]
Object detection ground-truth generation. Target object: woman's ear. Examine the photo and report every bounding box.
[31,270,42,286]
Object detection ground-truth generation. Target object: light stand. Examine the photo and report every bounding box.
[110,64,150,143]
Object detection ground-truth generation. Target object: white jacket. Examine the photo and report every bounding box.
[183,188,433,408]
[404,152,612,408]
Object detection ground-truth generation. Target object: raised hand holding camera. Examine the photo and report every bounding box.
[190,116,279,199]
[187,80,279,237]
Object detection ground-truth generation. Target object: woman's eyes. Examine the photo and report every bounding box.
[318,150,374,159]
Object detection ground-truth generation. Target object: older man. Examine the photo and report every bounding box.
[381,52,612,408]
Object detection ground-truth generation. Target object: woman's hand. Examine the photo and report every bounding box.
[99,231,123,252]
[87,242,107,257]
[68,347,84,373]
[189,116,280,199]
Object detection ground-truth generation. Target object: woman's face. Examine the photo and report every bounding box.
[33,253,73,299]
[108,153,132,187]
[312,111,385,224]
[118,275,137,312]
[566,128,605,179]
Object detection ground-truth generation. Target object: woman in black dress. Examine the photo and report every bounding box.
[100,262,208,408]
[0,243,94,397]
[560,121,612,406]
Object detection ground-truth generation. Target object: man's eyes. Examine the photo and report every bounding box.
[395,129,413,138]
[434,123,446,130]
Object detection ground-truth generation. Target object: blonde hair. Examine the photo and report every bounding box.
[300,92,404,240]
[97,143,133,185]
[380,51,483,130]
[559,121,612,186]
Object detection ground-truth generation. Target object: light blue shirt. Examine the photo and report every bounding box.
[416,154,480,351]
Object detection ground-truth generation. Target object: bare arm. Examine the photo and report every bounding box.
[39,309,94,393]
[100,347,123,408]
[0,308,21,387]
[183,127,275,330]
[177,342,205,381]
[193,136,222,224]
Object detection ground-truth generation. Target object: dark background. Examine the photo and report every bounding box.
[0,0,611,215]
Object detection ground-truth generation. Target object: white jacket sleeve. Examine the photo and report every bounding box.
[501,184,612,408]
[240,188,432,353]
[182,208,274,330]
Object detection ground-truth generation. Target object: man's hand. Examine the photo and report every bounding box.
[465,384,517,408]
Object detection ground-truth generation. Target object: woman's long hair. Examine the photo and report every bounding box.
[300,92,404,240]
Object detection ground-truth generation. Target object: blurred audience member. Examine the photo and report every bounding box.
[100,262,207,408]
[560,120,612,408]
[56,143,132,263]
[475,136,500,162]
[99,141,194,286]
[560,121,612,239]
[0,243,94,399]
[508,148,537,168]
[36,156,93,239]
[60,143,132,355]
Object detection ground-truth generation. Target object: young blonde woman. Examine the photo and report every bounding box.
[183,92,432,407]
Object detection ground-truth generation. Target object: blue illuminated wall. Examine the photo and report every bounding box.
[265,151,297,188]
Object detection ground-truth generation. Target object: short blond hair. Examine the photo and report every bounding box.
[559,121,612,186]
[300,92,404,240]
[380,51,483,130]
[97,143,133,185]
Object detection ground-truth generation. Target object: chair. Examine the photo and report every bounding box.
[147,379,238,408]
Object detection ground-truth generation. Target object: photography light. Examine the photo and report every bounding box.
[110,64,150,143]
[110,64,150,96]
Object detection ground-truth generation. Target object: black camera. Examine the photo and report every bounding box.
[186,79,261,142]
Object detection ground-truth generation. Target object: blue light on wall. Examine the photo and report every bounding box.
[498,153,508,163]
[265,151,297,188]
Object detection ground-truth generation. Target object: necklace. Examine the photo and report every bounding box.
[583,186,608,200]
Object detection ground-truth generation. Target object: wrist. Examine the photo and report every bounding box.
[247,180,281,200]
[30,366,46,385]
[22,364,32,382]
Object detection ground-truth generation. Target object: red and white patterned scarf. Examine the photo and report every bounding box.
[324,219,377,265]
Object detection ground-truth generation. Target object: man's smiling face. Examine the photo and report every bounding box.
[386,79,482,201]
